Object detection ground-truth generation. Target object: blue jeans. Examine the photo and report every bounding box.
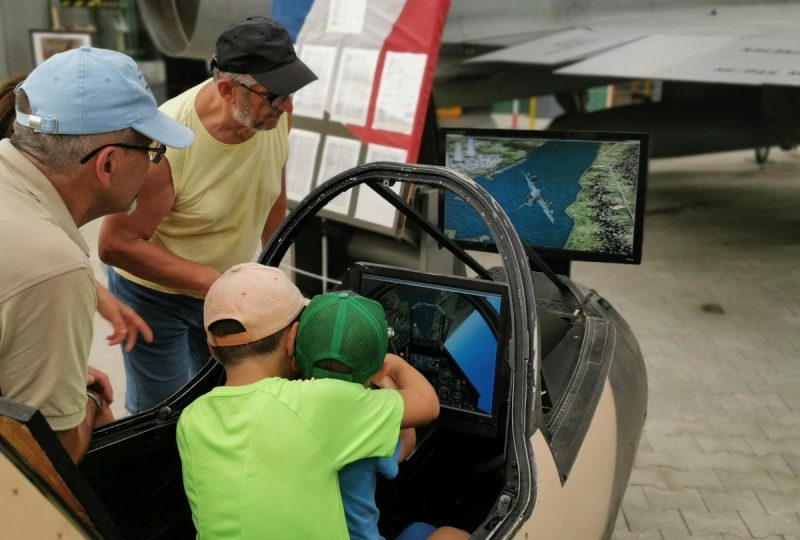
[395,523,436,540]
[107,269,210,414]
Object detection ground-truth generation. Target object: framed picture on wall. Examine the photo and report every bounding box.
[30,30,92,65]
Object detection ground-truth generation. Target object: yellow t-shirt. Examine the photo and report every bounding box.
[117,80,287,297]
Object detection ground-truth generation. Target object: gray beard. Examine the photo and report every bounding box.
[232,100,256,128]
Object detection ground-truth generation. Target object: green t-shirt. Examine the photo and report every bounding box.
[176,377,403,539]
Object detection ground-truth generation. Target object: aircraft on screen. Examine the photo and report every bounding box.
[517,171,555,224]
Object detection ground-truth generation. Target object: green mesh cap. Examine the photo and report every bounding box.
[295,292,389,383]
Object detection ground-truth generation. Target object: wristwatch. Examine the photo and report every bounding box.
[86,390,103,418]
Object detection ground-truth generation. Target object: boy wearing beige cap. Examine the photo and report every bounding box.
[176,263,439,539]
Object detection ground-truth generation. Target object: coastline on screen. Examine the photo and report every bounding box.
[439,129,649,264]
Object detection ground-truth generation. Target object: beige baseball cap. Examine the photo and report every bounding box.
[204,263,308,347]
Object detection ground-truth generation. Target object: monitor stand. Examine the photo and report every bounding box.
[543,258,571,278]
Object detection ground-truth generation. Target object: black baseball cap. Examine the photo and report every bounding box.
[213,16,317,95]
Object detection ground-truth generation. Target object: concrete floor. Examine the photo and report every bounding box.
[80,147,800,539]
[573,149,800,540]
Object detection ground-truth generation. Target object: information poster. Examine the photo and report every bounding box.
[317,136,362,214]
[329,47,380,126]
[353,144,408,226]
[373,52,427,134]
[285,129,321,202]
[272,0,450,234]
[293,45,338,120]
[326,0,367,34]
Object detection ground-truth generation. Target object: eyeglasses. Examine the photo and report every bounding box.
[79,143,167,165]
[235,81,290,108]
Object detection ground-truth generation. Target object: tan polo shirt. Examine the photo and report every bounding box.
[0,139,95,431]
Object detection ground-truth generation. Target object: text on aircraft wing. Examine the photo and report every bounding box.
[448,1,800,87]
[557,35,800,86]
[442,1,800,46]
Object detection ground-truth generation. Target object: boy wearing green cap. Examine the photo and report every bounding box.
[295,291,469,540]
[178,263,439,540]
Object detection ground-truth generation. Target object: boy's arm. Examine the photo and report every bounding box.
[374,367,418,462]
[383,354,439,428]
[374,368,418,462]
[398,428,416,462]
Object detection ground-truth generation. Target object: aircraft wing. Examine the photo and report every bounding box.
[524,172,535,191]
[466,29,646,67]
[449,2,800,87]
[558,35,800,86]
[133,0,800,157]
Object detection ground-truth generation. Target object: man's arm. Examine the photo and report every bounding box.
[54,388,113,464]
[94,279,153,352]
[99,159,221,297]
[383,354,439,428]
[261,167,287,247]
[0,270,108,464]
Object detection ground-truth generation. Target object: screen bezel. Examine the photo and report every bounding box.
[439,128,649,264]
[350,262,509,437]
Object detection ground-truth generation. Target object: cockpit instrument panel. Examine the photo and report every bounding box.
[353,263,508,436]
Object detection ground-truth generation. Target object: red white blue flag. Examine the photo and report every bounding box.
[271,0,450,227]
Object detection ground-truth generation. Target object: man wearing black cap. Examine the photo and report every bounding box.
[99,16,317,414]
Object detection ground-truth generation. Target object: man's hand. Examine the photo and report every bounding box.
[95,279,153,352]
[87,365,114,405]
[87,389,115,427]
[56,367,116,463]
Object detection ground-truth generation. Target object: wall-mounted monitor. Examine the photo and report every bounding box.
[352,263,508,437]
[440,128,649,264]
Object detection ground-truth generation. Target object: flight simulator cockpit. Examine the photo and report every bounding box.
[351,263,508,437]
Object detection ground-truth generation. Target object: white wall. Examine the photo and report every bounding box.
[0,0,49,79]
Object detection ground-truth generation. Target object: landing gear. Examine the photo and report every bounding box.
[755,146,770,165]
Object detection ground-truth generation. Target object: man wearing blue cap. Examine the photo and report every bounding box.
[0,46,194,463]
[99,16,318,414]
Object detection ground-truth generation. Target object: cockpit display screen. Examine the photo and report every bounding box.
[357,267,506,435]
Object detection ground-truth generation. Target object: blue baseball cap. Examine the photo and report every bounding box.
[16,46,193,148]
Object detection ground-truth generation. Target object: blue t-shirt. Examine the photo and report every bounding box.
[338,442,401,540]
